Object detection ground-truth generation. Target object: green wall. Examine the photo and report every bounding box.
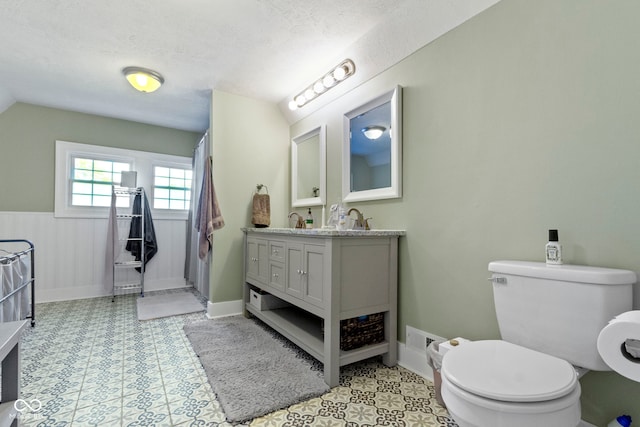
[291,0,640,424]
[0,103,200,212]
[209,90,290,303]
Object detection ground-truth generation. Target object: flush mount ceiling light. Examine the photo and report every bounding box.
[288,59,355,110]
[122,66,164,93]
[362,125,386,140]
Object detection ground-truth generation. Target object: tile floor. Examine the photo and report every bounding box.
[16,289,455,426]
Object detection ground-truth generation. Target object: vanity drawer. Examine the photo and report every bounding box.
[269,262,285,291]
[269,240,286,262]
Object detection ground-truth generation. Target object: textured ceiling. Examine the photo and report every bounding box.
[0,0,500,132]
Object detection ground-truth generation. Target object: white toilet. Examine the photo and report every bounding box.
[440,260,636,427]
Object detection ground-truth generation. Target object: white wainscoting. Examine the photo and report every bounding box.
[0,211,188,302]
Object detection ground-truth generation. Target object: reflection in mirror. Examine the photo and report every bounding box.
[292,125,326,207]
[343,86,402,202]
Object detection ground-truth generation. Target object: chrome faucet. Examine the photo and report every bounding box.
[347,208,365,230]
[288,212,305,229]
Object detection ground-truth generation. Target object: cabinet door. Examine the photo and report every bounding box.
[303,244,325,307]
[247,237,269,285]
[286,242,304,299]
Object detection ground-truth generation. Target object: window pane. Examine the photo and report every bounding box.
[155,176,169,187]
[73,182,92,194]
[185,170,193,180]
[155,188,169,199]
[74,169,93,181]
[169,200,185,210]
[169,178,185,188]
[170,189,185,200]
[170,168,184,179]
[94,171,112,182]
[94,160,112,172]
[155,167,170,177]
[72,194,92,206]
[75,158,93,170]
[154,199,169,209]
[94,183,112,195]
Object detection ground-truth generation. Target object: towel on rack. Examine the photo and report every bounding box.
[105,191,120,291]
[252,193,270,227]
[196,156,225,260]
[126,192,158,272]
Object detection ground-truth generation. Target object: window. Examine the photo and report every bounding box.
[55,140,192,219]
[71,157,131,207]
[153,166,192,210]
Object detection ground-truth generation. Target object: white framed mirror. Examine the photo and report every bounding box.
[343,85,402,202]
[292,125,326,207]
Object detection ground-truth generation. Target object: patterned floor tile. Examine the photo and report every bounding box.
[72,399,122,426]
[20,289,456,426]
[122,399,172,426]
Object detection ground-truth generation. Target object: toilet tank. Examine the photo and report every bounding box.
[488,260,636,371]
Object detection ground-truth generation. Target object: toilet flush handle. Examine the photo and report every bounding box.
[487,276,507,284]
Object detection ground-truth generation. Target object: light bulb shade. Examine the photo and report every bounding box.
[362,126,386,140]
[123,67,164,93]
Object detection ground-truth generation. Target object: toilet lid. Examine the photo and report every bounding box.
[441,340,578,402]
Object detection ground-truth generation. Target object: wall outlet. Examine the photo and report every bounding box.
[406,325,447,351]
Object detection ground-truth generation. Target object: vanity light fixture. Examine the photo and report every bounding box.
[362,125,386,140]
[288,59,355,110]
[122,66,164,93]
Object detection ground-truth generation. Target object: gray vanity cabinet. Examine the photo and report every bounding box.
[242,228,404,387]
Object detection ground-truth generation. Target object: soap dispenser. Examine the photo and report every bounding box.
[545,229,562,265]
[305,208,314,229]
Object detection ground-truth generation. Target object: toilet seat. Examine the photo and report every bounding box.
[441,340,578,402]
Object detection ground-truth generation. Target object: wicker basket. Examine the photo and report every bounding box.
[340,313,385,351]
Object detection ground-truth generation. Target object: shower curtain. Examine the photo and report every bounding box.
[185,132,210,297]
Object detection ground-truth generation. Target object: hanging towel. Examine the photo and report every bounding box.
[105,191,120,291]
[196,156,225,260]
[252,193,270,228]
[126,192,158,272]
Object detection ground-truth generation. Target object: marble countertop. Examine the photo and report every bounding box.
[242,227,406,237]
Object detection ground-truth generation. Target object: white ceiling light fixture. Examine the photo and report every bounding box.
[288,59,355,110]
[122,66,165,93]
[362,125,386,140]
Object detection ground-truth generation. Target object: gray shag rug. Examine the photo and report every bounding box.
[184,316,329,423]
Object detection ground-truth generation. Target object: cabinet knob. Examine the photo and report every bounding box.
[273,273,279,278]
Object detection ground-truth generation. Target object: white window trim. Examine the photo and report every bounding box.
[55,140,192,220]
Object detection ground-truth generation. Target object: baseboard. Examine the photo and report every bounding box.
[37,278,188,303]
[397,342,434,381]
[207,299,243,319]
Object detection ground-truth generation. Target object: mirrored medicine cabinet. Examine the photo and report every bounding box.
[342,85,402,203]
[291,125,326,207]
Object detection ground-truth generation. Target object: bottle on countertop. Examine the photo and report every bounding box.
[607,415,632,427]
[545,229,562,265]
[337,205,347,230]
[305,208,314,229]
